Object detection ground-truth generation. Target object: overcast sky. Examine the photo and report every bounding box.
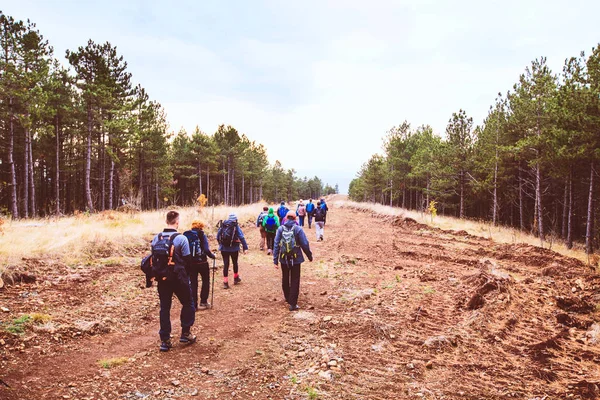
[6,1,600,193]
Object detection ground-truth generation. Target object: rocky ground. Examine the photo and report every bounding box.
[1,204,600,399]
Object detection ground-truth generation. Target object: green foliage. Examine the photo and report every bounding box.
[351,45,600,251]
[4,315,32,334]
[0,10,329,216]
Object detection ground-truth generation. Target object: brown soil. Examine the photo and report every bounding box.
[1,207,600,399]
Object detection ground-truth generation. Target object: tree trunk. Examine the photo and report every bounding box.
[198,161,202,196]
[241,174,245,205]
[85,105,95,212]
[28,127,36,217]
[519,167,525,231]
[536,162,544,243]
[459,170,465,219]
[55,115,61,215]
[23,127,30,218]
[9,96,19,218]
[492,153,498,226]
[108,158,114,210]
[100,129,106,211]
[206,167,210,204]
[567,170,573,249]
[586,160,595,254]
[562,177,568,239]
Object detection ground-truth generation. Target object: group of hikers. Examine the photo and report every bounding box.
[141,198,329,352]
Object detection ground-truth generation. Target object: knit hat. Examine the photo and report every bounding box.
[286,211,296,220]
[281,201,285,205]
[228,213,238,222]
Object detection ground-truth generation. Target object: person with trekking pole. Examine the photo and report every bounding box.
[211,256,217,308]
[183,220,216,311]
[149,210,197,352]
[273,211,313,311]
[217,213,248,289]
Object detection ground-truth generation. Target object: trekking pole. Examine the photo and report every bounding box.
[211,257,216,309]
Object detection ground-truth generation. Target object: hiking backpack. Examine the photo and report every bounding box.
[219,220,238,247]
[257,212,267,226]
[278,206,288,219]
[306,202,315,213]
[315,207,325,220]
[297,205,306,216]
[183,230,204,263]
[279,225,297,261]
[265,215,277,232]
[151,233,180,281]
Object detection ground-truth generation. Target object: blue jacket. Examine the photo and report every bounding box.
[217,222,249,252]
[273,220,312,266]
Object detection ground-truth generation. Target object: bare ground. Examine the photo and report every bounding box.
[1,206,600,399]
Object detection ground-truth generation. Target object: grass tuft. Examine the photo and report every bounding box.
[98,357,129,369]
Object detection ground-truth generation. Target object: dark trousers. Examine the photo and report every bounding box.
[222,251,239,277]
[281,263,301,307]
[298,216,305,226]
[307,215,313,228]
[266,232,276,250]
[189,262,210,307]
[158,276,195,341]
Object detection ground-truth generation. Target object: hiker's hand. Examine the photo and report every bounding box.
[308,256,313,262]
[243,250,248,255]
[274,263,279,269]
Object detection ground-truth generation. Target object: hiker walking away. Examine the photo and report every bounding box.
[183,220,216,311]
[273,211,312,311]
[256,206,269,251]
[277,201,289,224]
[314,201,326,241]
[217,214,248,289]
[305,198,315,228]
[320,198,329,225]
[150,210,196,352]
[296,200,307,227]
[262,207,280,255]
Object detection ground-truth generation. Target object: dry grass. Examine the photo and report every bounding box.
[0,202,270,274]
[98,357,129,369]
[334,199,592,266]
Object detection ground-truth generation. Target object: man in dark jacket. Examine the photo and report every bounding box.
[273,211,313,311]
[185,220,216,311]
[151,210,196,352]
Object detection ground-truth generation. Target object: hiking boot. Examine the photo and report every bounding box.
[267,249,272,255]
[197,303,210,311]
[180,332,197,344]
[160,339,173,352]
[223,282,230,289]
[234,276,242,285]
[320,235,324,241]
[289,304,300,312]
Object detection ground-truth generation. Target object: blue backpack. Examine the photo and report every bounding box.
[278,206,288,219]
[306,202,315,213]
[265,215,277,232]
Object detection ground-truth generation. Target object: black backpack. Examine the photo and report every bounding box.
[219,220,238,247]
[151,233,180,281]
[183,230,205,263]
[315,207,327,221]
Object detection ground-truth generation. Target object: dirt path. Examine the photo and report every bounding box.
[1,206,600,399]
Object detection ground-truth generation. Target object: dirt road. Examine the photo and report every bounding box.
[1,206,599,399]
